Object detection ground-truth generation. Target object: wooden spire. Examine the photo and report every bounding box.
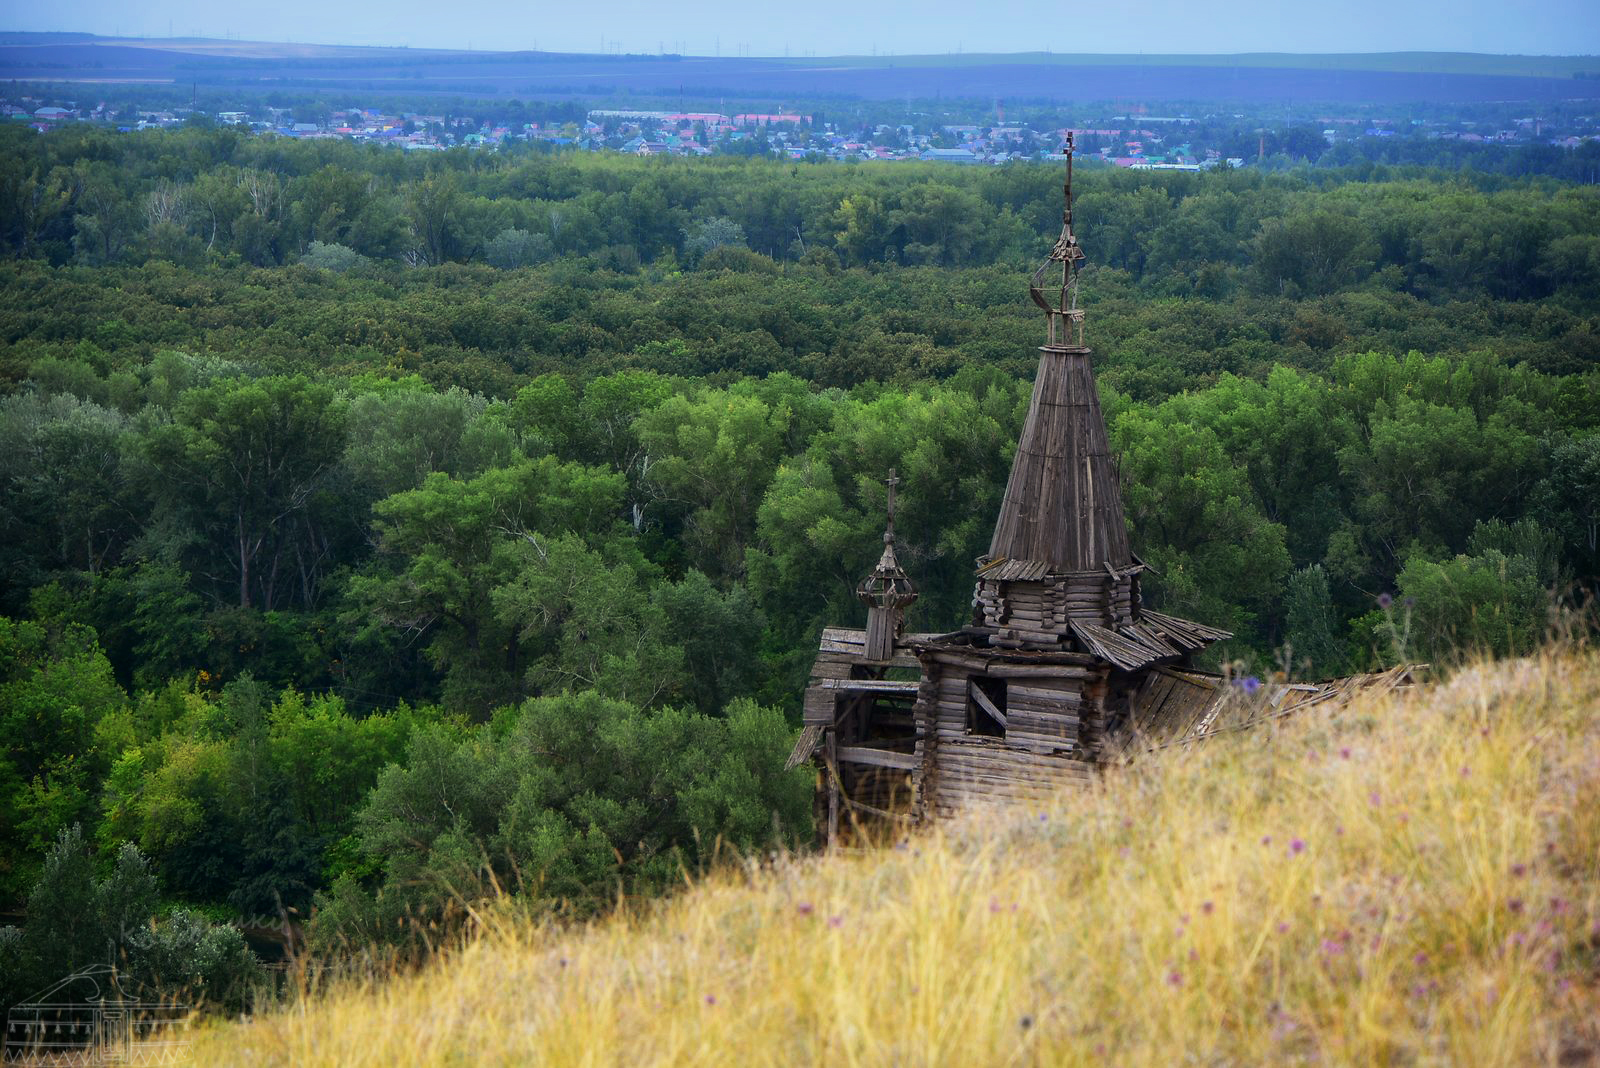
[988,135,1132,572]
[987,349,1132,571]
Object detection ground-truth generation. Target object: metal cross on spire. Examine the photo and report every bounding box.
[884,468,900,541]
[1029,131,1088,348]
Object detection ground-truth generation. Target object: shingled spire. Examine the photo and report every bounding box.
[971,135,1229,666]
[987,133,1132,573]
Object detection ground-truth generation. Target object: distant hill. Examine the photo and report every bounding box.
[2,33,1597,103]
[190,649,1600,1065]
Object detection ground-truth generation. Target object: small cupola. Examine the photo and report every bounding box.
[856,469,918,661]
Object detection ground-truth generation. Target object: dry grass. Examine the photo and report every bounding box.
[193,650,1600,1066]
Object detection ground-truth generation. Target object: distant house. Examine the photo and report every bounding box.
[34,106,71,119]
[921,147,982,165]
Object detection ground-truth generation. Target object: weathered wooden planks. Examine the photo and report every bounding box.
[929,738,1093,816]
[820,678,922,695]
[987,345,1132,572]
[837,745,920,771]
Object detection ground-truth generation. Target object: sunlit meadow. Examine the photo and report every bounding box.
[192,649,1600,1065]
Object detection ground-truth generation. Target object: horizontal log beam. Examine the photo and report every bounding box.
[821,678,922,694]
[837,746,920,771]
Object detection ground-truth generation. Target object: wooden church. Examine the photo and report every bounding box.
[786,135,1236,842]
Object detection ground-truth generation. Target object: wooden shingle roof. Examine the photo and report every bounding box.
[987,344,1132,572]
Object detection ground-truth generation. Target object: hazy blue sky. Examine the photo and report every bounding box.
[16,0,1600,56]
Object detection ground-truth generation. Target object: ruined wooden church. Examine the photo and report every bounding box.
[787,136,1335,843]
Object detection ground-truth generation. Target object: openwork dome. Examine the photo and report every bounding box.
[857,539,917,611]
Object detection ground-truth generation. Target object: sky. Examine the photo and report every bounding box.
[12,0,1600,57]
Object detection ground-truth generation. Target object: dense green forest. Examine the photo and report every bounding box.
[1,124,1596,1009]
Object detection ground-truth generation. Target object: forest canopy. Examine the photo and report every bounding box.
[1,123,1596,1009]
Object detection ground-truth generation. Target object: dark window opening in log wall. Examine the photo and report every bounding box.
[967,676,1007,737]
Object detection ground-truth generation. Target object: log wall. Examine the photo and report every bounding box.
[913,647,1105,819]
[972,568,1139,638]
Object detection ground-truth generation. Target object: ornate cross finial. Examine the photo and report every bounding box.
[884,468,900,541]
[1029,131,1088,347]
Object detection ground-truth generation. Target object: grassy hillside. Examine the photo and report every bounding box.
[194,649,1600,1065]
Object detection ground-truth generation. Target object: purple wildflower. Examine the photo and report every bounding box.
[1509,899,1524,914]
[1261,835,1273,846]
[1414,952,1428,966]
[1290,838,1306,855]
[1341,747,1352,760]
[1378,592,1393,609]
[797,902,814,915]
[1201,901,1215,915]
[705,994,717,1006]
[828,915,844,928]
[1242,676,1262,695]
[1167,970,1183,987]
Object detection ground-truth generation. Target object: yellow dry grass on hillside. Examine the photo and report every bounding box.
[194,651,1600,1066]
